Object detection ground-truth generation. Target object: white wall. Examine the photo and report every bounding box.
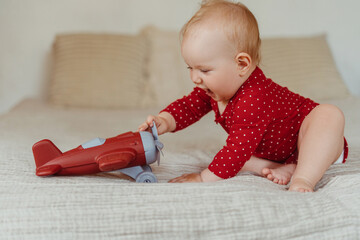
[1,0,359,114]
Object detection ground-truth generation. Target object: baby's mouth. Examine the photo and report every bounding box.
[198,86,214,97]
[204,88,213,96]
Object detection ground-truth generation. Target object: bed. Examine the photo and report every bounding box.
[1,26,359,239]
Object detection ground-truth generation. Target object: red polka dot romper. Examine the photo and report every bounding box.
[161,67,348,179]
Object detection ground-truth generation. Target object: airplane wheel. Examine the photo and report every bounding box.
[143,165,152,172]
[136,171,157,183]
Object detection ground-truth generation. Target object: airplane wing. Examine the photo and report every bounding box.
[97,151,135,172]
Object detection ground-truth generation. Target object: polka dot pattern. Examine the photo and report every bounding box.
[161,87,212,132]
[162,67,319,179]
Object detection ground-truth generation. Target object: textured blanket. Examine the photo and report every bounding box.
[0,98,359,239]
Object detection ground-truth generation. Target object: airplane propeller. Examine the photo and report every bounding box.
[151,121,164,166]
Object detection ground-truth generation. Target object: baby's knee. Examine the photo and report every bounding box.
[316,104,345,125]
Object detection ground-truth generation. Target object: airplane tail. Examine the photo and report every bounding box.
[32,139,62,168]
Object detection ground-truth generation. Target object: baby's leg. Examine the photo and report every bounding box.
[289,104,345,192]
[241,156,296,185]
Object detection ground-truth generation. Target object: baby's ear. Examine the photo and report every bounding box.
[235,52,252,77]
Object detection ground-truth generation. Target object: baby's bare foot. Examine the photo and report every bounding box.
[289,177,314,193]
[261,164,296,185]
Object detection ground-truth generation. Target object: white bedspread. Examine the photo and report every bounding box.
[0,98,359,239]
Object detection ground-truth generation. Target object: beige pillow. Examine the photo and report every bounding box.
[260,35,349,101]
[141,26,195,108]
[142,26,349,106]
[50,33,148,108]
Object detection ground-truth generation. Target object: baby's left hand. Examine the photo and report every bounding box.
[168,173,203,183]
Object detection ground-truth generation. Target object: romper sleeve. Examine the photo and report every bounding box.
[208,94,272,179]
[160,87,212,132]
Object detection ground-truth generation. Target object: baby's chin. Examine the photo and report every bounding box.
[203,89,228,103]
[205,89,218,99]
[213,95,230,104]
[211,95,224,103]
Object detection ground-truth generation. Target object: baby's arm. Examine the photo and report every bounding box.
[200,168,223,182]
[138,111,176,135]
[138,87,212,135]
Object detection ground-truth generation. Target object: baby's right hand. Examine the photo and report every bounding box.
[137,114,171,135]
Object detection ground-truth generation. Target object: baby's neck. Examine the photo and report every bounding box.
[218,101,227,115]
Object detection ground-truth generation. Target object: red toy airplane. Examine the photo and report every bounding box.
[32,123,163,183]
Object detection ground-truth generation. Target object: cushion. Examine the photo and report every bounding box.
[142,26,349,107]
[141,26,195,108]
[260,35,349,101]
[49,33,149,108]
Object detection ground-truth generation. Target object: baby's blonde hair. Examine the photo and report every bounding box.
[181,0,261,65]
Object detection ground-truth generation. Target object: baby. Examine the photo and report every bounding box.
[138,0,348,192]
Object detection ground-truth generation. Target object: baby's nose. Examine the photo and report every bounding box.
[193,78,201,85]
[192,74,202,85]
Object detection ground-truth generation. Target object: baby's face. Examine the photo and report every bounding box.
[181,27,243,104]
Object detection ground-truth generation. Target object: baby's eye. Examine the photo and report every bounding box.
[200,69,210,73]
[187,66,193,70]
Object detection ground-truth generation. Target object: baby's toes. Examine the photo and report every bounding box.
[273,178,279,184]
[279,179,287,185]
[267,173,274,181]
[262,168,271,176]
[284,178,291,185]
